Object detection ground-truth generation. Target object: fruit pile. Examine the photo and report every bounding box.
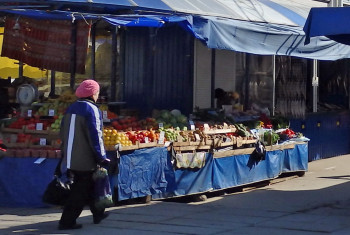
[50,114,64,132]
[125,130,159,144]
[36,100,69,116]
[111,117,158,131]
[7,117,54,130]
[103,127,133,148]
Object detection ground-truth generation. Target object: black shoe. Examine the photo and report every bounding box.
[58,223,83,230]
[93,212,109,224]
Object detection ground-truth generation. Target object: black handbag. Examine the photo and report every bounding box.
[42,157,73,206]
[42,177,71,206]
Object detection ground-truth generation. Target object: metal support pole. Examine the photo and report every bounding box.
[244,54,250,111]
[143,28,156,116]
[110,26,117,102]
[18,61,23,78]
[211,49,216,108]
[91,23,96,80]
[272,55,276,116]
[312,59,318,113]
[70,22,77,89]
[49,70,55,97]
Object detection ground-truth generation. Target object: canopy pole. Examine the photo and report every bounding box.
[18,61,23,78]
[244,54,250,111]
[272,55,276,116]
[145,27,156,116]
[312,59,318,113]
[211,49,216,108]
[70,21,77,89]
[91,23,96,80]
[49,71,55,97]
[110,26,117,102]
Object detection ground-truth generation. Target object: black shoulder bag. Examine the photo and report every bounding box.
[42,157,73,206]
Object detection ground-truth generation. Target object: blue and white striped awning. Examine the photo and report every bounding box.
[0,0,326,26]
[3,0,350,60]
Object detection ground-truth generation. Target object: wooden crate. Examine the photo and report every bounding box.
[119,144,139,151]
[138,142,157,148]
[1,126,24,133]
[218,140,235,147]
[3,140,29,148]
[242,139,257,145]
[173,141,191,147]
[213,147,255,158]
[202,128,236,135]
[24,127,50,135]
[265,143,295,151]
[173,145,211,152]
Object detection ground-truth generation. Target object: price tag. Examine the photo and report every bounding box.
[39,138,47,146]
[36,123,43,130]
[34,158,46,164]
[194,133,201,141]
[103,111,108,119]
[189,120,195,130]
[158,123,163,129]
[27,109,32,117]
[225,137,231,143]
[49,109,55,116]
[158,131,165,144]
[164,141,171,147]
[204,123,210,131]
[144,137,149,143]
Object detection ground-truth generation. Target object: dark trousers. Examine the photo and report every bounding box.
[59,171,104,226]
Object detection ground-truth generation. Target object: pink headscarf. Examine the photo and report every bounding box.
[75,79,100,98]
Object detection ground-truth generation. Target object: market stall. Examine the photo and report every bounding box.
[4,1,346,208]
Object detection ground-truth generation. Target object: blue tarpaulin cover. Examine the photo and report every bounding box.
[154,143,308,199]
[0,144,307,207]
[117,147,169,200]
[0,157,57,207]
[303,7,350,45]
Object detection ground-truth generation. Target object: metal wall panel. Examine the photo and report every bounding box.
[121,26,194,117]
[290,111,350,161]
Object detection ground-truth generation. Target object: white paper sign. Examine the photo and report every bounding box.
[36,123,43,130]
[27,110,32,117]
[39,138,47,146]
[204,123,210,131]
[158,131,165,144]
[189,120,195,130]
[144,137,149,143]
[164,141,171,147]
[34,158,46,164]
[103,111,108,119]
[158,123,163,129]
[49,109,55,116]
[194,133,201,141]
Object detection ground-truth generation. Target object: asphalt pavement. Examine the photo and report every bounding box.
[1,154,350,235]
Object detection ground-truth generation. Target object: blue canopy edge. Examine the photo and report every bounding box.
[304,7,350,45]
[2,9,350,60]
